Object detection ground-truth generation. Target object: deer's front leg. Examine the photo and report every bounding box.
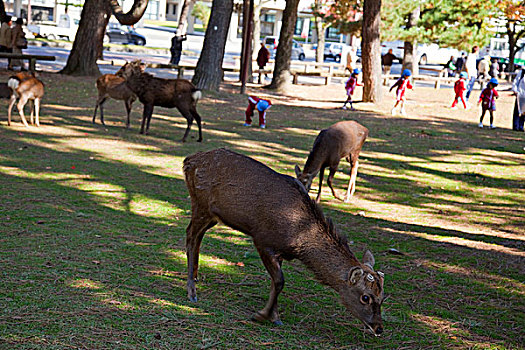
[252,246,284,325]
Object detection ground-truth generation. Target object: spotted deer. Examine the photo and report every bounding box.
[183,148,384,335]
[92,74,136,128]
[295,120,369,203]
[7,72,44,127]
[116,60,203,142]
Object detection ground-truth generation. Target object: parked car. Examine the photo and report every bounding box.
[324,42,346,62]
[381,40,459,65]
[263,36,306,61]
[104,23,146,46]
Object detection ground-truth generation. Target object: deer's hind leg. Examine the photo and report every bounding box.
[345,157,360,202]
[327,162,343,201]
[186,209,217,302]
[252,246,284,325]
[16,95,29,127]
[34,98,41,127]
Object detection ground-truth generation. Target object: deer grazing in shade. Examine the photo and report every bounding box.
[7,72,44,127]
[92,73,136,128]
[295,120,369,203]
[116,60,203,142]
[184,148,384,335]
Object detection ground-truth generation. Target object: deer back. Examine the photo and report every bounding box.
[184,148,328,250]
[9,75,44,99]
[96,74,135,101]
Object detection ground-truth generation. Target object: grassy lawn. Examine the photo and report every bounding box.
[0,71,523,349]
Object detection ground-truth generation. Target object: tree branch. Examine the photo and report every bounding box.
[106,0,149,25]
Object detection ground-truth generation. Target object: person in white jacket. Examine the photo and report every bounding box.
[512,69,525,131]
[465,46,479,101]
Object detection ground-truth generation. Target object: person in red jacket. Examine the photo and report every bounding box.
[342,68,362,111]
[478,78,499,129]
[244,96,272,128]
[451,71,469,109]
[390,69,413,116]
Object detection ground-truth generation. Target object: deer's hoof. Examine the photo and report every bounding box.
[251,312,267,323]
[272,320,284,326]
[197,138,202,142]
[188,295,198,302]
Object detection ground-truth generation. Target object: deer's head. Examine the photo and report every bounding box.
[294,165,316,191]
[116,60,146,80]
[340,250,384,336]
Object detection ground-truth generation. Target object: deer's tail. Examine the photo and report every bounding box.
[191,89,202,102]
[7,77,20,91]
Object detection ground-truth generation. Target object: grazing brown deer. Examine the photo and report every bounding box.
[184,148,384,335]
[116,60,203,142]
[7,72,44,127]
[92,74,136,128]
[295,121,369,203]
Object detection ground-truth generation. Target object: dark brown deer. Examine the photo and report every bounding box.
[116,60,203,142]
[7,72,44,127]
[184,148,384,335]
[295,121,368,203]
[92,73,136,128]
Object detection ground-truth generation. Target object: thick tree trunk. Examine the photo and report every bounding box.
[0,0,7,22]
[267,0,300,92]
[177,0,196,35]
[61,0,148,76]
[60,0,110,76]
[315,16,325,63]
[192,0,233,90]
[508,24,517,73]
[402,6,419,75]
[361,0,382,103]
[402,41,418,74]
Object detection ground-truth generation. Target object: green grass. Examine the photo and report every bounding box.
[0,73,523,349]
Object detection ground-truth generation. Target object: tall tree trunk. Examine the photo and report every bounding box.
[252,0,263,60]
[315,16,325,62]
[60,0,111,76]
[267,0,300,92]
[192,0,233,90]
[61,0,148,76]
[402,6,420,75]
[0,0,7,22]
[361,0,382,103]
[314,0,325,63]
[177,0,196,35]
[508,23,517,73]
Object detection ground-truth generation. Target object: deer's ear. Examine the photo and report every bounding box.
[294,165,302,178]
[363,250,375,269]
[348,267,363,284]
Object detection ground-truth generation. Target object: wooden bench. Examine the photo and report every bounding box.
[0,53,56,72]
[109,60,239,79]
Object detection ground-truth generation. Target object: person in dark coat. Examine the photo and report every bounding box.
[170,33,187,65]
[256,42,270,83]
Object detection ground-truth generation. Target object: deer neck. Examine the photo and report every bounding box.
[303,150,325,176]
[298,233,362,291]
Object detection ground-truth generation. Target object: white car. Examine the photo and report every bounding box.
[324,42,346,62]
[381,40,459,65]
[263,36,305,61]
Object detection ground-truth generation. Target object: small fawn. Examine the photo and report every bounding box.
[92,74,136,128]
[7,72,45,127]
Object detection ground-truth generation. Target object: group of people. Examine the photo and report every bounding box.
[342,44,525,132]
[0,16,27,70]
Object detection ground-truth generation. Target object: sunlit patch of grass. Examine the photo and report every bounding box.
[67,279,104,290]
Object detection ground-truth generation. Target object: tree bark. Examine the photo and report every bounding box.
[314,0,325,63]
[361,0,382,103]
[61,0,148,76]
[0,0,7,22]
[402,6,420,75]
[267,0,300,92]
[192,0,233,90]
[177,0,197,35]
